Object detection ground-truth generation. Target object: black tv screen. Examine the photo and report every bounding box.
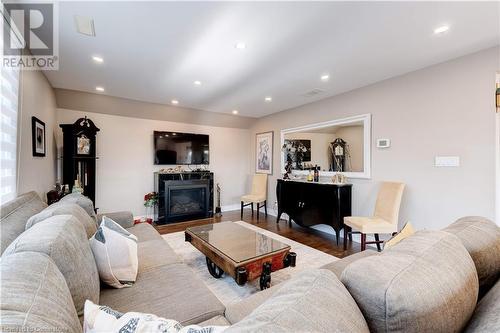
[154,131,209,165]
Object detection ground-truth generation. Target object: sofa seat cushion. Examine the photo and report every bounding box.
[1,191,47,254]
[26,202,97,238]
[99,263,225,325]
[198,315,231,327]
[127,223,162,242]
[1,252,82,333]
[341,230,478,333]
[138,239,182,272]
[3,215,100,316]
[443,216,500,296]
[225,269,370,333]
[465,278,500,332]
[321,249,378,279]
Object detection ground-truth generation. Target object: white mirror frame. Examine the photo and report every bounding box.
[280,113,371,179]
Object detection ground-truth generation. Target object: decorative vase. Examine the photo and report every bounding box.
[144,206,153,224]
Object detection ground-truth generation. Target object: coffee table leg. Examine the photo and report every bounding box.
[284,252,297,268]
[235,267,247,286]
[206,257,224,278]
[259,262,272,290]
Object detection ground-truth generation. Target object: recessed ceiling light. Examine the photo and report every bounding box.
[95,86,104,92]
[232,110,239,114]
[171,99,179,105]
[321,74,330,82]
[265,96,272,102]
[434,25,450,35]
[235,42,246,50]
[92,56,103,63]
[193,80,202,86]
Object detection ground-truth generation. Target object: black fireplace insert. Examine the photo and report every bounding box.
[155,172,214,224]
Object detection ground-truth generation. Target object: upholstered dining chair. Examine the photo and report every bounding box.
[343,181,405,251]
[241,174,268,221]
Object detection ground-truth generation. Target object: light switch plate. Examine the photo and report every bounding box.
[435,156,460,167]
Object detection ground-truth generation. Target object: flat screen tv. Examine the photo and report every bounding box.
[154,131,209,165]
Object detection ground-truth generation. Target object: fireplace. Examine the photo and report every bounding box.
[155,172,213,224]
[166,180,209,220]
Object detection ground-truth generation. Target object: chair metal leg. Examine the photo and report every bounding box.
[264,200,267,217]
[257,202,260,221]
[240,201,243,219]
[374,234,381,251]
[251,203,254,217]
[361,234,366,251]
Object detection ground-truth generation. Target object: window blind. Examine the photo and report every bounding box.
[0,64,20,204]
[1,10,22,204]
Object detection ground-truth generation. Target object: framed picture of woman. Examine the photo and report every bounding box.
[255,131,273,174]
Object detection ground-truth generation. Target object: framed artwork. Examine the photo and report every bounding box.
[284,139,312,162]
[31,116,45,157]
[256,131,273,174]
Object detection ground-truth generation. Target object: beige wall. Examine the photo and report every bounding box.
[56,108,251,216]
[251,47,499,231]
[17,70,57,200]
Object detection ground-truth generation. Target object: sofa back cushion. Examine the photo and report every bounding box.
[26,202,98,238]
[3,215,100,316]
[0,191,47,254]
[0,252,82,333]
[341,230,478,333]
[465,278,500,332]
[60,192,97,221]
[225,269,370,333]
[443,216,500,296]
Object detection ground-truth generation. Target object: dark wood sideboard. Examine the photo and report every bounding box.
[276,179,352,244]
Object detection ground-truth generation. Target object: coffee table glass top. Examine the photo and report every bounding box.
[186,222,290,263]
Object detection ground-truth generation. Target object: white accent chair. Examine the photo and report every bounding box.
[343,181,405,251]
[241,174,268,221]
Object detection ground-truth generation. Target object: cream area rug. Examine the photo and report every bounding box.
[162,221,337,305]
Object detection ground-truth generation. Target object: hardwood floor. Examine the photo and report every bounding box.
[154,209,361,259]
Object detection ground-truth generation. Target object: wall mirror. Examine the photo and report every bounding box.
[280,114,371,179]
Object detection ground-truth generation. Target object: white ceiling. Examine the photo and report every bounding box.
[45,1,500,118]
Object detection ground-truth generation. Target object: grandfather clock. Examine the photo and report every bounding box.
[60,117,100,205]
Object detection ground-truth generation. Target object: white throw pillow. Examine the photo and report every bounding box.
[83,300,228,333]
[89,216,138,288]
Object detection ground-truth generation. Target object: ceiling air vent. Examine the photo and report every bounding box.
[302,88,325,97]
[74,15,95,36]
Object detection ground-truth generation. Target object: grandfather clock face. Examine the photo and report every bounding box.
[77,134,91,155]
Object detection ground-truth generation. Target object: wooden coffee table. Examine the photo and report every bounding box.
[185,222,296,290]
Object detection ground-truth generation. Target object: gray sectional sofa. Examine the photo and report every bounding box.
[1,191,499,332]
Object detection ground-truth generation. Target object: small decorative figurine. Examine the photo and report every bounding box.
[332,173,347,184]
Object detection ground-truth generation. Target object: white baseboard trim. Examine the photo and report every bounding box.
[221,204,241,212]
